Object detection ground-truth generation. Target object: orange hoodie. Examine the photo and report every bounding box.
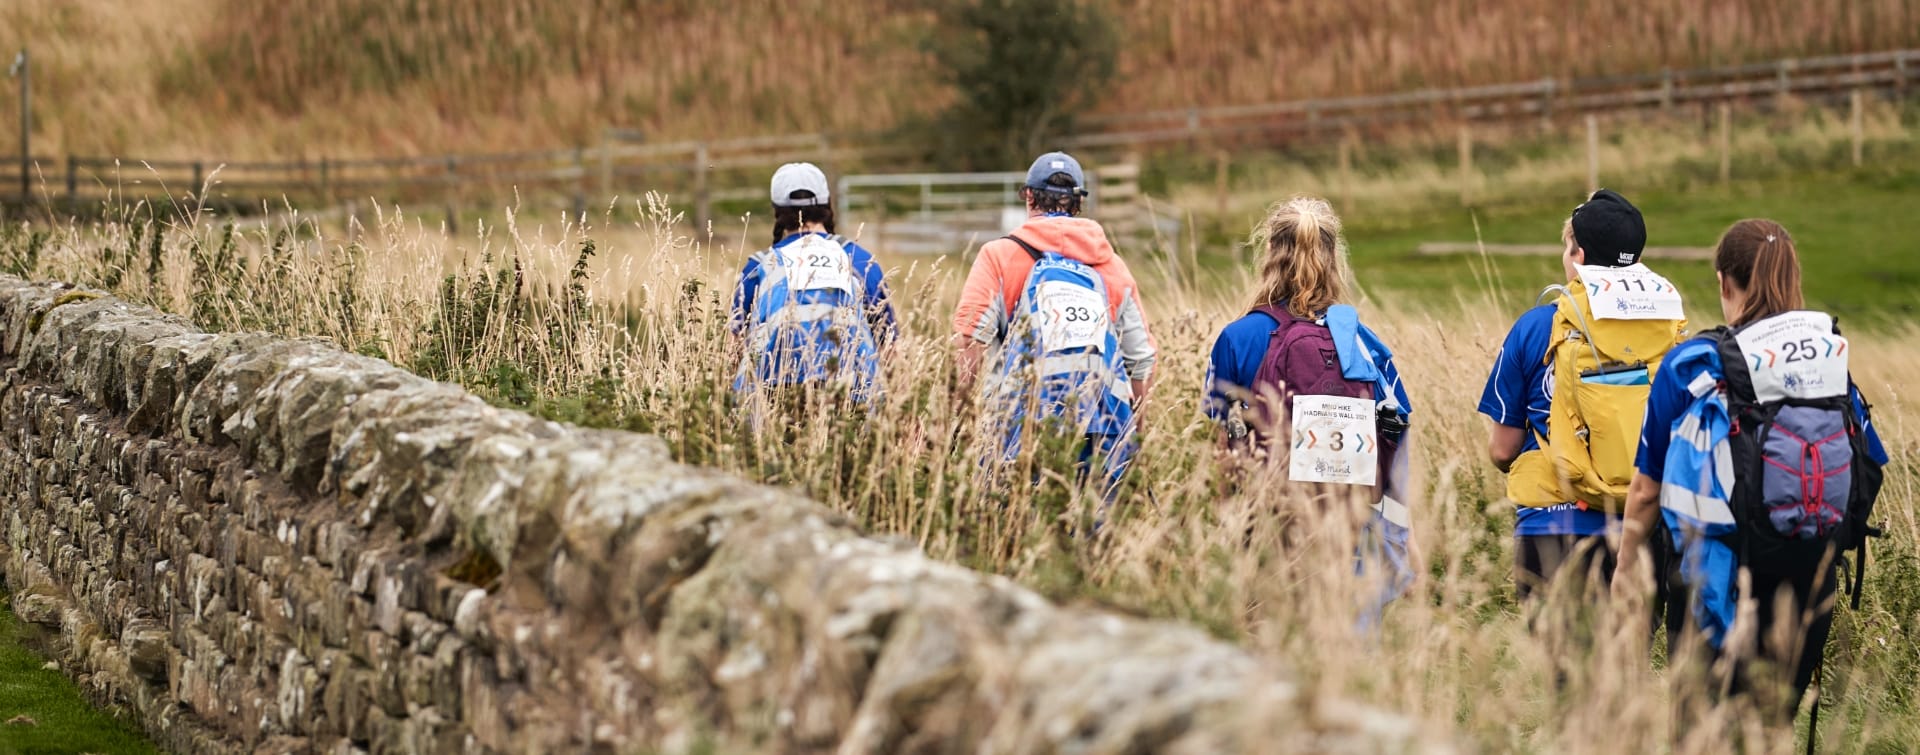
[952,215,1158,382]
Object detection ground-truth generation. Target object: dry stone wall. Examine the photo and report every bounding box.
[0,275,1439,754]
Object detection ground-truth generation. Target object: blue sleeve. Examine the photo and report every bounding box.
[1635,347,1706,480]
[1478,311,1543,428]
[1369,336,1413,421]
[729,258,761,336]
[1854,386,1891,465]
[850,245,898,346]
[1204,328,1249,423]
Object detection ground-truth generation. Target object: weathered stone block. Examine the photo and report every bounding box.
[123,617,169,681]
[13,589,63,627]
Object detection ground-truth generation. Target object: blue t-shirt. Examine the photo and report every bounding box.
[1634,335,1889,479]
[1477,304,1615,537]
[1204,309,1410,421]
[1204,312,1286,422]
[729,232,897,345]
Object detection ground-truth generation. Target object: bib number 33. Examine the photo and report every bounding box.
[1034,281,1108,351]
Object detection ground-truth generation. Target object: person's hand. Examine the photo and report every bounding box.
[1611,548,1647,608]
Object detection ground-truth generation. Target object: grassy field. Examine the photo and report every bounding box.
[2,0,1915,157]
[3,182,1915,751]
[0,595,157,755]
[1146,101,1920,327]
[1337,168,1920,323]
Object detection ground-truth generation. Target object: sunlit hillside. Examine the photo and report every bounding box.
[3,0,1916,158]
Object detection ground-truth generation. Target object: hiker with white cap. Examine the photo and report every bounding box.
[730,162,897,402]
[952,151,1157,498]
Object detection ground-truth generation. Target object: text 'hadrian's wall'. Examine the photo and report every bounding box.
[0,276,1436,754]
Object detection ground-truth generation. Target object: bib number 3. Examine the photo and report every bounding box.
[1289,395,1378,486]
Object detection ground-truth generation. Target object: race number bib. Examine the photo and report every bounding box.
[1289,395,1378,486]
[1578,265,1684,321]
[1034,281,1108,351]
[781,235,855,294]
[1735,311,1848,402]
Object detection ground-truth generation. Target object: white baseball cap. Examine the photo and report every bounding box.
[770,162,831,207]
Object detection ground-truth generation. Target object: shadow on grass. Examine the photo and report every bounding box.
[0,592,157,755]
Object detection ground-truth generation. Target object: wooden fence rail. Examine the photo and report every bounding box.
[1,48,1913,224]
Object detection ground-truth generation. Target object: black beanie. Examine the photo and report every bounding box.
[1571,189,1647,267]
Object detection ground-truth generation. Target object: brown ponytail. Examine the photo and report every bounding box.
[1248,196,1350,318]
[1714,219,1804,326]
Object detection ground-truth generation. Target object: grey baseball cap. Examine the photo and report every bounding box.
[1024,151,1087,196]
[770,162,831,207]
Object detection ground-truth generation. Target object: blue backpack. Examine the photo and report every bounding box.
[986,235,1134,457]
[733,233,882,400]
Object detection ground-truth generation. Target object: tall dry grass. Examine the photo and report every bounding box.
[5,201,1916,752]
[5,0,1917,157]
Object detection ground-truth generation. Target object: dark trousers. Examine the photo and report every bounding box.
[1515,534,1617,602]
[1517,531,1689,643]
[1706,562,1838,719]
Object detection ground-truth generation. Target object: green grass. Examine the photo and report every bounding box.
[0,594,158,755]
[1336,167,1920,326]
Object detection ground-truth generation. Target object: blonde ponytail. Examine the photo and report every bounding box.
[1248,196,1350,318]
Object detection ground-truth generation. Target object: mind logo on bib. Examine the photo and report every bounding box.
[1289,394,1378,486]
[1735,311,1848,402]
[781,234,855,294]
[1577,264,1684,321]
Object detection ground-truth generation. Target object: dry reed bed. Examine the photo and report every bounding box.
[7,204,1916,753]
[7,0,1918,157]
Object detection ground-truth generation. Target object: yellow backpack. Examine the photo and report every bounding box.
[1507,265,1687,512]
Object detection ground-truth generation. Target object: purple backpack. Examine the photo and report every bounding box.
[1246,304,1375,452]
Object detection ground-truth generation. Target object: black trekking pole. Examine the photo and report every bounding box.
[1805,663,1822,755]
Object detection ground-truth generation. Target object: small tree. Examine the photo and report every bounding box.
[925,0,1119,169]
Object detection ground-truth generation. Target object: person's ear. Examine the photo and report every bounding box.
[1717,271,1729,296]
[1570,246,1586,265]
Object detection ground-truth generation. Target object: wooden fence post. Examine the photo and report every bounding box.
[1585,115,1600,193]
[1456,124,1473,205]
[319,157,332,208]
[598,130,614,206]
[64,154,74,206]
[572,146,587,223]
[692,142,710,232]
[1336,135,1353,211]
[1213,150,1229,217]
[1718,104,1732,185]
[1776,59,1795,109]
[1538,78,1557,134]
[1850,89,1865,167]
[1896,51,1909,104]
[444,157,458,234]
[191,161,204,196]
